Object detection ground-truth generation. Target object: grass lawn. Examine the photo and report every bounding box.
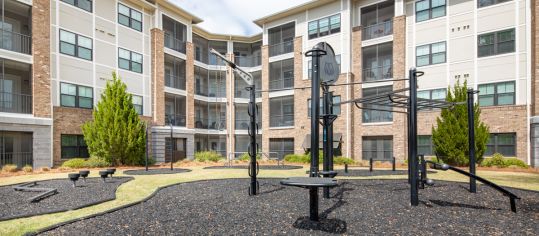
[0,165,538,236]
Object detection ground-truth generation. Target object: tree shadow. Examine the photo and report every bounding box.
[292,216,347,234]
[428,199,499,210]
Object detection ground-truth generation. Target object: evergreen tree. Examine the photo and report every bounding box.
[82,72,146,166]
[431,80,489,166]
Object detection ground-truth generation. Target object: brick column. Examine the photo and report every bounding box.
[351,26,362,160]
[227,53,235,156]
[186,42,195,129]
[261,45,270,154]
[392,15,407,161]
[292,36,309,154]
[151,28,165,126]
[32,0,51,118]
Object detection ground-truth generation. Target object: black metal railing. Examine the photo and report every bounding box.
[165,74,186,90]
[269,114,294,127]
[269,77,294,90]
[194,118,226,130]
[164,33,186,54]
[269,40,294,57]
[0,152,32,168]
[0,92,32,114]
[362,20,393,40]
[0,29,31,55]
[234,55,261,67]
[165,114,186,127]
[362,107,393,123]
[234,88,261,98]
[208,85,226,98]
[235,119,262,130]
[362,64,393,82]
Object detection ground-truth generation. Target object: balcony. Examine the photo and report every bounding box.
[1,29,31,55]
[268,22,294,57]
[235,71,261,98]
[234,55,261,67]
[362,20,393,41]
[165,114,186,127]
[0,131,32,168]
[0,92,32,114]
[163,15,187,54]
[195,118,226,130]
[164,33,186,54]
[362,42,393,82]
[165,94,186,127]
[269,59,294,90]
[235,119,261,130]
[165,74,186,90]
[0,0,31,55]
[269,41,294,57]
[363,64,393,82]
[269,114,294,127]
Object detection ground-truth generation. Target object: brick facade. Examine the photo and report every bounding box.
[151,28,165,126]
[52,107,93,165]
[32,0,51,118]
[186,42,195,129]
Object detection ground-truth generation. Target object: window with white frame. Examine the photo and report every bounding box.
[133,95,143,115]
[60,30,92,60]
[418,88,446,110]
[478,81,515,106]
[308,14,341,39]
[61,0,92,12]
[415,0,446,22]
[478,29,515,57]
[118,3,142,31]
[478,0,512,8]
[118,48,143,73]
[60,83,93,109]
[416,42,446,67]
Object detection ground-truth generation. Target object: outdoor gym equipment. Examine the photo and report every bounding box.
[106,168,116,178]
[99,170,109,182]
[68,173,80,187]
[79,170,90,183]
[13,182,58,203]
[210,48,259,196]
[369,157,396,172]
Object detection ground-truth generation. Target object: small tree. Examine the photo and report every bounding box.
[431,80,489,166]
[82,72,146,166]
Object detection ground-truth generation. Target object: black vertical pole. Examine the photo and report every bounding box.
[309,53,321,177]
[409,68,419,206]
[170,120,173,171]
[145,124,149,171]
[407,106,411,184]
[467,89,477,193]
[322,86,330,198]
[328,90,334,173]
[248,85,258,196]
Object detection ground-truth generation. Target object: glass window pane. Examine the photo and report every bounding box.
[479,84,495,95]
[308,21,318,31]
[416,11,430,22]
[479,95,494,106]
[497,94,514,105]
[132,62,142,73]
[497,134,515,145]
[60,42,76,55]
[78,97,93,108]
[119,58,130,70]
[118,4,130,16]
[416,45,430,56]
[318,18,329,33]
[61,83,77,95]
[497,41,514,54]
[119,49,131,59]
[61,95,76,107]
[417,91,430,99]
[62,0,75,4]
[497,82,514,93]
[416,0,430,11]
[432,0,446,7]
[478,34,494,46]
[417,55,430,66]
[431,89,446,100]
[60,30,76,44]
[478,0,495,7]
[431,6,446,18]
[133,95,143,105]
[432,53,446,64]
[78,86,92,98]
[131,53,143,63]
[78,0,92,12]
[132,20,142,31]
[498,30,515,42]
[431,42,446,53]
[478,45,495,57]
[78,36,92,49]
[118,15,130,26]
[131,10,142,21]
[78,47,92,60]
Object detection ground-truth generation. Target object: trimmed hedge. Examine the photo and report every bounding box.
[481,153,527,168]
[194,151,223,162]
[1,164,18,173]
[238,153,261,161]
[61,158,87,168]
[61,157,111,169]
[284,153,354,165]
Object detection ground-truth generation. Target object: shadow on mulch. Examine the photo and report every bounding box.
[293,217,347,234]
[123,168,191,175]
[335,169,436,177]
[204,165,303,170]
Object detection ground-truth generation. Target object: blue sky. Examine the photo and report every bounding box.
[170,0,311,36]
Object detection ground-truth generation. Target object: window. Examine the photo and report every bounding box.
[416,42,446,67]
[308,55,341,79]
[416,0,446,22]
[418,88,446,110]
[119,48,143,73]
[418,135,434,156]
[478,81,515,106]
[362,136,393,160]
[61,135,89,159]
[268,22,295,56]
[478,0,512,8]
[269,96,294,127]
[118,3,142,31]
[269,138,294,160]
[61,0,92,12]
[60,30,92,60]
[478,29,515,57]
[485,133,516,156]
[308,96,341,117]
[60,83,93,109]
[133,95,143,115]
[269,59,294,90]
[308,14,341,39]
[362,86,393,123]
[362,43,393,81]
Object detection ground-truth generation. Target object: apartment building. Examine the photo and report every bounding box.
[0,0,537,169]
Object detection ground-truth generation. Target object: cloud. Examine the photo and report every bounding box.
[169,0,311,35]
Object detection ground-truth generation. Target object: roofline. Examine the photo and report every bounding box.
[192,25,262,42]
[157,0,204,24]
[253,0,336,27]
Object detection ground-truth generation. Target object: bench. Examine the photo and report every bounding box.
[280,177,338,221]
[369,157,396,172]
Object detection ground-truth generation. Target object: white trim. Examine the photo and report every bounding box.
[0,50,33,64]
[361,35,393,47]
[268,52,294,62]
[476,0,515,11]
[361,122,393,126]
[164,86,187,96]
[268,126,294,130]
[268,89,294,98]
[58,0,92,14]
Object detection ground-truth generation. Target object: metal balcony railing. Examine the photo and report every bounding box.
[234,55,261,67]
[234,88,261,99]
[362,64,393,82]
[0,152,32,168]
[0,29,31,55]
[234,119,262,130]
[362,107,393,123]
[194,118,226,130]
[165,74,186,90]
[362,20,393,41]
[164,33,186,54]
[269,114,294,127]
[165,114,186,127]
[269,40,294,57]
[0,92,32,114]
[269,77,294,90]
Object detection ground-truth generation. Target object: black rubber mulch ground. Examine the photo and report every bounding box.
[40,179,539,235]
[204,165,303,170]
[123,168,191,175]
[0,177,132,221]
[335,169,436,177]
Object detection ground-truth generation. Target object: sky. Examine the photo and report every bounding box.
[169,0,311,36]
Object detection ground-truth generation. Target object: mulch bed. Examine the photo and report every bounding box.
[0,177,132,221]
[38,179,539,235]
[335,169,436,177]
[204,165,303,170]
[123,168,191,175]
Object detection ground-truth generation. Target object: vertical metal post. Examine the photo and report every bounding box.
[467,89,477,193]
[409,68,419,206]
[369,158,373,172]
[309,53,321,177]
[248,84,258,196]
[328,91,334,173]
[309,187,319,221]
[170,120,174,171]
[407,107,411,184]
[145,124,149,171]
[322,86,331,198]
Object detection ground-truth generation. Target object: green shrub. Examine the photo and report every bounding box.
[22,165,33,173]
[195,151,223,162]
[334,156,354,165]
[284,154,310,163]
[84,157,110,168]
[2,164,18,173]
[238,153,261,161]
[503,158,527,168]
[481,153,527,168]
[61,158,87,168]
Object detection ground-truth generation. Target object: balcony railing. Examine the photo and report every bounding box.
[362,64,393,82]
[362,20,393,41]
[0,92,32,114]
[165,114,186,127]
[234,88,261,99]
[195,118,226,130]
[270,114,294,127]
[269,41,294,57]
[164,33,186,54]
[0,29,31,55]
[362,107,393,123]
[165,74,186,90]
[234,55,261,67]
[0,152,32,168]
[235,119,262,130]
[208,86,226,98]
[269,77,294,90]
